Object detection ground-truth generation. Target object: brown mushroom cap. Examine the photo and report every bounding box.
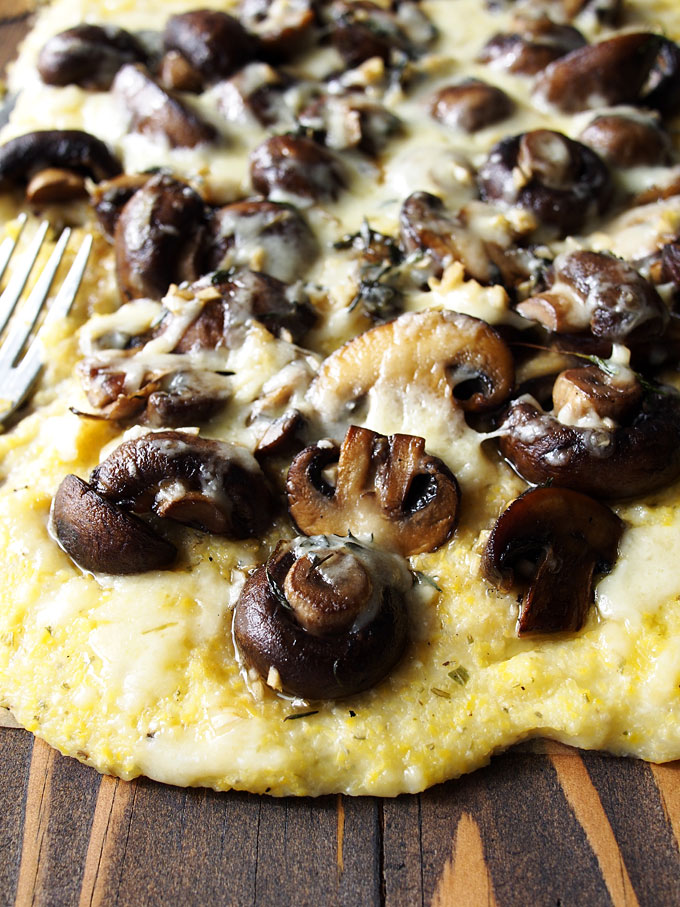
[0,130,121,190]
[499,381,680,499]
[239,0,316,60]
[478,17,586,76]
[578,113,672,168]
[163,10,256,83]
[287,426,460,556]
[429,81,514,133]
[51,474,176,575]
[38,24,147,90]
[552,366,643,423]
[233,537,411,699]
[516,250,669,344]
[534,32,666,113]
[250,134,346,204]
[309,309,515,423]
[91,430,274,537]
[112,64,217,148]
[114,173,207,301]
[482,486,623,634]
[478,130,612,237]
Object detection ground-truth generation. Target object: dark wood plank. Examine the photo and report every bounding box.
[585,756,680,907]
[0,728,33,904]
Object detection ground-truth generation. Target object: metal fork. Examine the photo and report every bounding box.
[0,216,92,426]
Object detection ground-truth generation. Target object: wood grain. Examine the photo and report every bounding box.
[3,730,680,906]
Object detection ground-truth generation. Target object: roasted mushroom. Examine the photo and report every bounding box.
[482,486,623,634]
[163,10,256,84]
[91,430,274,537]
[499,366,680,498]
[309,309,515,423]
[114,173,207,301]
[478,130,612,237]
[516,251,669,344]
[90,173,151,239]
[203,199,318,284]
[215,63,293,128]
[250,135,345,205]
[233,535,411,699]
[0,130,121,195]
[578,112,672,168]
[326,0,435,69]
[38,24,147,90]
[478,16,585,75]
[534,32,668,113]
[287,426,460,556]
[239,0,316,59]
[51,474,176,574]
[298,95,401,156]
[112,64,217,148]
[429,81,514,133]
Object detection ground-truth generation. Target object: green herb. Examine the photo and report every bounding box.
[211,268,235,285]
[431,687,451,699]
[284,710,319,721]
[414,571,442,593]
[265,565,292,611]
[448,666,469,686]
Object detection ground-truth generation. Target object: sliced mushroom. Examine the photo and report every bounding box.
[233,536,411,699]
[534,32,666,113]
[578,112,672,168]
[399,191,502,284]
[478,16,585,75]
[112,64,217,148]
[309,309,515,423]
[114,173,207,301]
[478,130,612,237]
[429,80,514,133]
[0,130,121,192]
[287,426,460,556]
[203,199,318,284]
[163,10,256,83]
[38,24,147,90]
[250,134,345,205]
[516,251,669,344]
[25,168,87,205]
[158,50,204,93]
[51,474,176,574]
[298,94,401,156]
[499,376,680,498]
[482,486,623,634]
[91,430,274,537]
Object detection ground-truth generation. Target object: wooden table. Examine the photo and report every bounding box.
[1,12,680,906]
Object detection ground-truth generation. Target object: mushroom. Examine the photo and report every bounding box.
[239,0,317,60]
[429,80,514,133]
[233,535,411,699]
[51,474,176,574]
[38,24,147,90]
[298,94,401,156]
[578,112,672,168]
[498,369,680,498]
[163,10,256,84]
[481,486,623,634]
[25,168,88,206]
[90,173,151,239]
[534,32,668,113]
[114,173,207,301]
[0,130,121,194]
[478,130,612,237]
[250,134,346,205]
[516,251,669,345]
[91,430,274,537]
[158,50,204,93]
[309,309,515,423]
[399,191,503,285]
[203,199,318,284]
[287,426,460,556]
[215,63,293,128]
[478,16,586,75]
[112,64,217,148]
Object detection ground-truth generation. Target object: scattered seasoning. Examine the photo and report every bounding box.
[448,666,470,686]
[348,710,356,718]
[467,635,474,644]
[284,710,319,721]
[266,564,292,611]
[431,687,451,699]
[415,571,442,593]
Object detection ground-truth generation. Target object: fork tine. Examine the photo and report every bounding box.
[10,234,93,407]
[0,213,27,284]
[0,220,50,336]
[1,227,71,368]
